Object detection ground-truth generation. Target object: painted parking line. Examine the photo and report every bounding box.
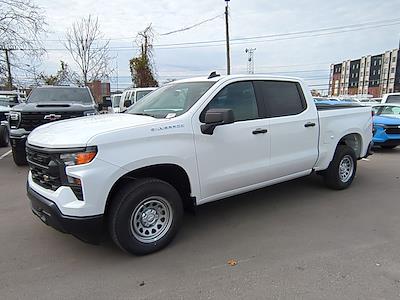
[0,150,12,160]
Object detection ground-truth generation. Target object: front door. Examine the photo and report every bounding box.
[193,81,270,202]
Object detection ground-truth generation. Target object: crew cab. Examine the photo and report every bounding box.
[8,86,97,165]
[26,74,373,255]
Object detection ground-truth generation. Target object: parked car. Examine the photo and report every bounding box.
[372,104,400,149]
[0,101,10,147]
[8,86,98,165]
[118,87,157,112]
[26,74,373,255]
[109,94,122,113]
[382,93,400,104]
[0,94,24,147]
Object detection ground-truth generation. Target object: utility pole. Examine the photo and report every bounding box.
[245,48,256,74]
[225,0,231,75]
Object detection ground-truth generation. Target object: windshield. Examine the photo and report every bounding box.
[373,106,400,117]
[136,90,153,102]
[0,95,19,107]
[28,87,93,104]
[127,81,215,118]
[386,95,400,104]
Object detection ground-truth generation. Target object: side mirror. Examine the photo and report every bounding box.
[201,108,234,135]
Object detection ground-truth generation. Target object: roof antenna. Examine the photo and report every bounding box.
[208,71,220,79]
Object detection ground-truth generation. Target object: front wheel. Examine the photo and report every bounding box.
[108,178,183,255]
[0,126,9,147]
[323,145,357,190]
[11,142,27,166]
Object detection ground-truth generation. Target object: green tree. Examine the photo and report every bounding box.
[129,25,158,88]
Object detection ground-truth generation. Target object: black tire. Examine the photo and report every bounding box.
[108,178,183,255]
[12,143,28,166]
[323,145,357,190]
[0,125,9,147]
[381,145,397,149]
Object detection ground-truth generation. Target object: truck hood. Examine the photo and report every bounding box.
[28,113,160,148]
[11,102,95,113]
[373,115,400,126]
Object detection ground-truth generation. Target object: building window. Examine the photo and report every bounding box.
[391,67,395,73]
[372,70,376,75]
[393,57,397,63]
[378,69,380,75]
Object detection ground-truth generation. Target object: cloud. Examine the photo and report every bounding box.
[22,0,400,90]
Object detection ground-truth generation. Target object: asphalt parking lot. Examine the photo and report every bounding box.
[1,146,400,299]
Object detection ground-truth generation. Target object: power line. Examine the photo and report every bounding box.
[18,17,400,52]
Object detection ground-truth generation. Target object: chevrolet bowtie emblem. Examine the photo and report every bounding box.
[44,114,61,121]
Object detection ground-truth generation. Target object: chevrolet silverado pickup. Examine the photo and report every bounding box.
[26,74,373,255]
[8,86,97,165]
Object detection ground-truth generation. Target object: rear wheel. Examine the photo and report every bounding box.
[323,145,357,190]
[108,178,183,255]
[0,126,9,147]
[381,145,397,149]
[11,143,27,166]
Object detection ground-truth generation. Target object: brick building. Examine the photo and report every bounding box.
[329,48,400,97]
[86,80,111,103]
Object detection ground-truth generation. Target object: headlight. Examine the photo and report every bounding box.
[9,111,20,121]
[59,147,97,166]
[8,111,21,128]
[84,110,97,116]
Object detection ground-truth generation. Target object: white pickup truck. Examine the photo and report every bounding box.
[26,74,373,255]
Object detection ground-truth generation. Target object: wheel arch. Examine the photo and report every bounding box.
[104,163,194,219]
[336,132,363,158]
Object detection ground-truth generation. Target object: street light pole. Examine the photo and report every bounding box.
[225,0,231,75]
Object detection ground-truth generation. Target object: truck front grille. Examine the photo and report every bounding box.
[20,111,83,131]
[26,146,62,191]
[26,145,84,200]
[385,126,400,135]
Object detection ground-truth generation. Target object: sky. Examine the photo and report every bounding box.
[19,0,400,93]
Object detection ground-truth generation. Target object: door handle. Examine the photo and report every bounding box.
[252,128,268,134]
[304,122,316,128]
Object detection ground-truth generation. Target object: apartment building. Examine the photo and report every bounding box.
[329,48,400,97]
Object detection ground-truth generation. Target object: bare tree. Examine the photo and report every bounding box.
[129,25,158,87]
[64,15,112,85]
[0,0,46,89]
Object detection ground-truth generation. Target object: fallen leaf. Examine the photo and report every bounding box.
[227,259,238,266]
[139,281,145,287]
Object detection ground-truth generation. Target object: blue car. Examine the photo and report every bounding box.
[372,104,400,149]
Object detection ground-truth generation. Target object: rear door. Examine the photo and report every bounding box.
[254,80,319,179]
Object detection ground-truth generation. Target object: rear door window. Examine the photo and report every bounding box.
[255,81,306,117]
